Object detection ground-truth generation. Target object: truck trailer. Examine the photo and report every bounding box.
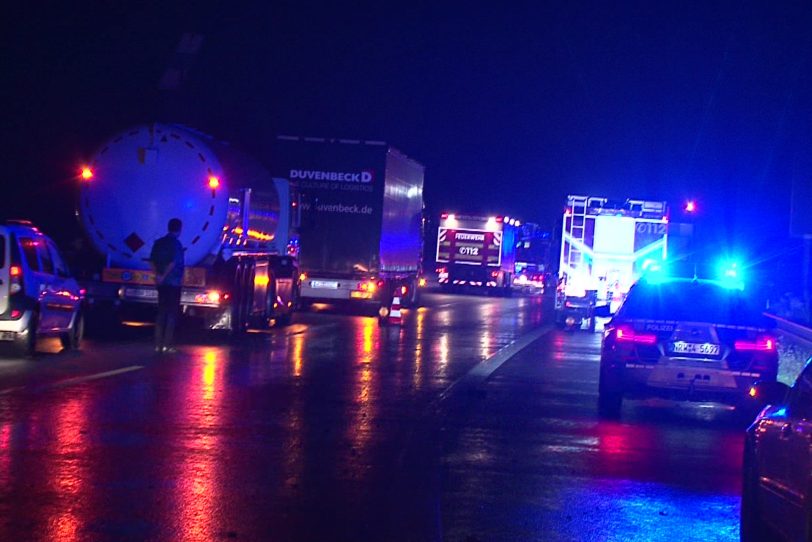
[556,195,668,330]
[270,136,424,313]
[77,123,298,333]
[436,213,518,296]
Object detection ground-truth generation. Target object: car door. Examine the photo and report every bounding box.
[780,365,812,539]
[32,237,63,332]
[46,240,79,330]
[18,237,51,331]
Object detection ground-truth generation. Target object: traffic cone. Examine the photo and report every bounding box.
[388,295,403,325]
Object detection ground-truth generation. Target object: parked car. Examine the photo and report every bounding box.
[0,220,84,356]
[598,277,778,417]
[741,363,811,542]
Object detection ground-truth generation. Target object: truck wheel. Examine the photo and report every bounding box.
[411,279,421,307]
[60,311,84,351]
[230,261,250,335]
[262,270,277,329]
[402,279,419,308]
[275,313,292,327]
[243,261,256,328]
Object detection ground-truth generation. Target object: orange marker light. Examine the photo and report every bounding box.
[749,387,757,398]
[208,176,220,189]
[81,167,93,180]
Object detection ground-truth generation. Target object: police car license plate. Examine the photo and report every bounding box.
[0,331,15,341]
[311,280,339,289]
[672,342,720,356]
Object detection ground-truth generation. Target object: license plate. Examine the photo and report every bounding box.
[123,287,158,300]
[310,280,339,289]
[0,331,15,341]
[671,341,720,356]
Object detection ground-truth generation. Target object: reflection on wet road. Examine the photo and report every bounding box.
[0,293,744,540]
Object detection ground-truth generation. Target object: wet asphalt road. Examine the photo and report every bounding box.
[0,292,745,541]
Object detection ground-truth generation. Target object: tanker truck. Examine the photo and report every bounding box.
[77,123,298,333]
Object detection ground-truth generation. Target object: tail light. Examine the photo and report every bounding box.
[358,280,378,293]
[194,290,222,304]
[9,265,22,295]
[734,336,776,352]
[615,325,658,345]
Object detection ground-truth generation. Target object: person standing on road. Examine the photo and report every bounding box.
[150,218,184,353]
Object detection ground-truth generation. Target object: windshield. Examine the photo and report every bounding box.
[618,281,771,327]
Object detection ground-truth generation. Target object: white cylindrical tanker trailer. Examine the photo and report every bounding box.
[78,123,299,331]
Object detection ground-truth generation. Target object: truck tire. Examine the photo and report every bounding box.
[402,278,419,308]
[275,313,292,327]
[410,278,421,307]
[60,311,84,351]
[243,260,256,328]
[230,260,252,336]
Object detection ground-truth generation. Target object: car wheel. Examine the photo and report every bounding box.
[598,368,622,418]
[60,311,84,351]
[740,445,778,542]
[14,310,38,358]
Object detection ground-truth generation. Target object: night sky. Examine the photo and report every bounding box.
[4,2,812,277]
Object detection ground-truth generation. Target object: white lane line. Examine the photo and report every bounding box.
[0,365,146,396]
[0,386,25,396]
[40,366,145,391]
[439,324,554,401]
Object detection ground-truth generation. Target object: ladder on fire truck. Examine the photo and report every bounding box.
[563,195,591,276]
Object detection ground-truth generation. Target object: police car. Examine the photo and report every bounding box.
[598,272,777,417]
[0,221,84,356]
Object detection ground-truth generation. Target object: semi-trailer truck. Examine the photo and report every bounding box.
[435,213,518,296]
[77,123,298,333]
[556,195,668,330]
[270,136,424,314]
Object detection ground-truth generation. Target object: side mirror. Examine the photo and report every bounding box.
[748,380,790,406]
[594,304,613,318]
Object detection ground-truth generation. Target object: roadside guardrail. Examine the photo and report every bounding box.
[765,313,812,383]
[765,313,812,346]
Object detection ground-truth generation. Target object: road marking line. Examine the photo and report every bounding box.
[439,324,553,401]
[0,386,25,396]
[41,365,145,390]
